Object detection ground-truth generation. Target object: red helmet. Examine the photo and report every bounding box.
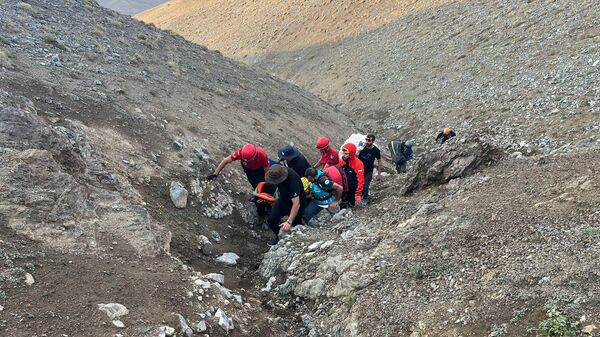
[240,143,257,160]
[315,137,330,149]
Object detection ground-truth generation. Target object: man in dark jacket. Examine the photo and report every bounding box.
[278,144,311,178]
[264,164,307,246]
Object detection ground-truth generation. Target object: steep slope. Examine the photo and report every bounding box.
[137,0,447,57]
[260,141,600,336]
[97,0,167,15]
[0,0,351,336]
[253,0,600,149]
[139,0,599,151]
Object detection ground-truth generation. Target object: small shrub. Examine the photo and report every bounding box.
[0,35,11,45]
[538,308,581,337]
[42,33,66,50]
[128,53,143,65]
[0,48,12,68]
[344,293,357,309]
[581,227,600,238]
[92,24,105,37]
[17,2,33,13]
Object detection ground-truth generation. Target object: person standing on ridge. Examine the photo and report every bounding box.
[264,164,307,246]
[358,134,382,205]
[435,128,456,143]
[278,144,311,178]
[339,143,364,207]
[313,137,339,169]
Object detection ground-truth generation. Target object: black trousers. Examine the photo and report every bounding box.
[244,166,268,216]
[267,198,305,238]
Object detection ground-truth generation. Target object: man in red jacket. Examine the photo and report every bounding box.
[313,137,339,169]
[207,143,270,189]
[339,143,364,207]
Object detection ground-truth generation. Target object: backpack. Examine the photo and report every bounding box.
[388,140,407,165]
[332,164,349,192]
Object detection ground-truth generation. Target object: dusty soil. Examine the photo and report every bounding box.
[137,0,448,57]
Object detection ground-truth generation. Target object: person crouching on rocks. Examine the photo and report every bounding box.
[339,143,364,208]
[303,168,343,223]
[435,127,456,143]
[264,164,307,246]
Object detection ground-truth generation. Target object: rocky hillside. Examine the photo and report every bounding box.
[137,1,600,336]
[140,0,599,152]
[0,0,351,336]
[136,0,445,57]
[260,139,600,336]
[97,0,166,15]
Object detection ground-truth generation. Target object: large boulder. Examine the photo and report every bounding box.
[401,137,500,194]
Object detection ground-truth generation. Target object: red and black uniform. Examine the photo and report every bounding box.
[318,147,339,169]
[339,143,364,207]
[231,146,269,189]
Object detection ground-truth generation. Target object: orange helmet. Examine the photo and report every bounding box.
[240,143,257,160]
[315,137,330,149]
[443,128,452,136]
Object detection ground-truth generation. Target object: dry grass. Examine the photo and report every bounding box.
[16,2,33,13]
[0,48,12,68]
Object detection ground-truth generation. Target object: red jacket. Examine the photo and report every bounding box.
[340,143,364,200]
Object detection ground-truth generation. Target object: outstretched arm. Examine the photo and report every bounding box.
[214,155,234,176]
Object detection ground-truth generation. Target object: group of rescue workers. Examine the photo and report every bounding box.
[206,128,456,246]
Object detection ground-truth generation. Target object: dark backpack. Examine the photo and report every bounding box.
[388,140,407,165]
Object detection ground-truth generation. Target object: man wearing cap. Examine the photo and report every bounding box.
[207,143,269,189]
[278,144,311,178]
[313,137,339,169]
[303,168,343,222]
[264,164,307,246]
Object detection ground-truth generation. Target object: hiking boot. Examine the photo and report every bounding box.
[267,239,279,247]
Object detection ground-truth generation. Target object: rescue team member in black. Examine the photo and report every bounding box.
[264,164,307,246]
[357,134,382,205]
[278,144,311,177]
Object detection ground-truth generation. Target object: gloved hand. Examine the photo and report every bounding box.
[354,196,362,206]
[206,174,218,181]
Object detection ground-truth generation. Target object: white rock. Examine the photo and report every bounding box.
[0,305,4,311]
[216,252,240,266]
[97,303,129,320]
[204,273,224,285]
[215,308,234,331]
[194,279,211,289]
[112,320,125,328]
[261,276,276,292]
[175,314,193,337]
[308,241,323,252]
[193,320,207,333]
[170,181,188,208]
[24,273,35,285]
[213,282,232,298]
[320,240,335,250]
[233,295,243,303]
[158,326,175,337]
